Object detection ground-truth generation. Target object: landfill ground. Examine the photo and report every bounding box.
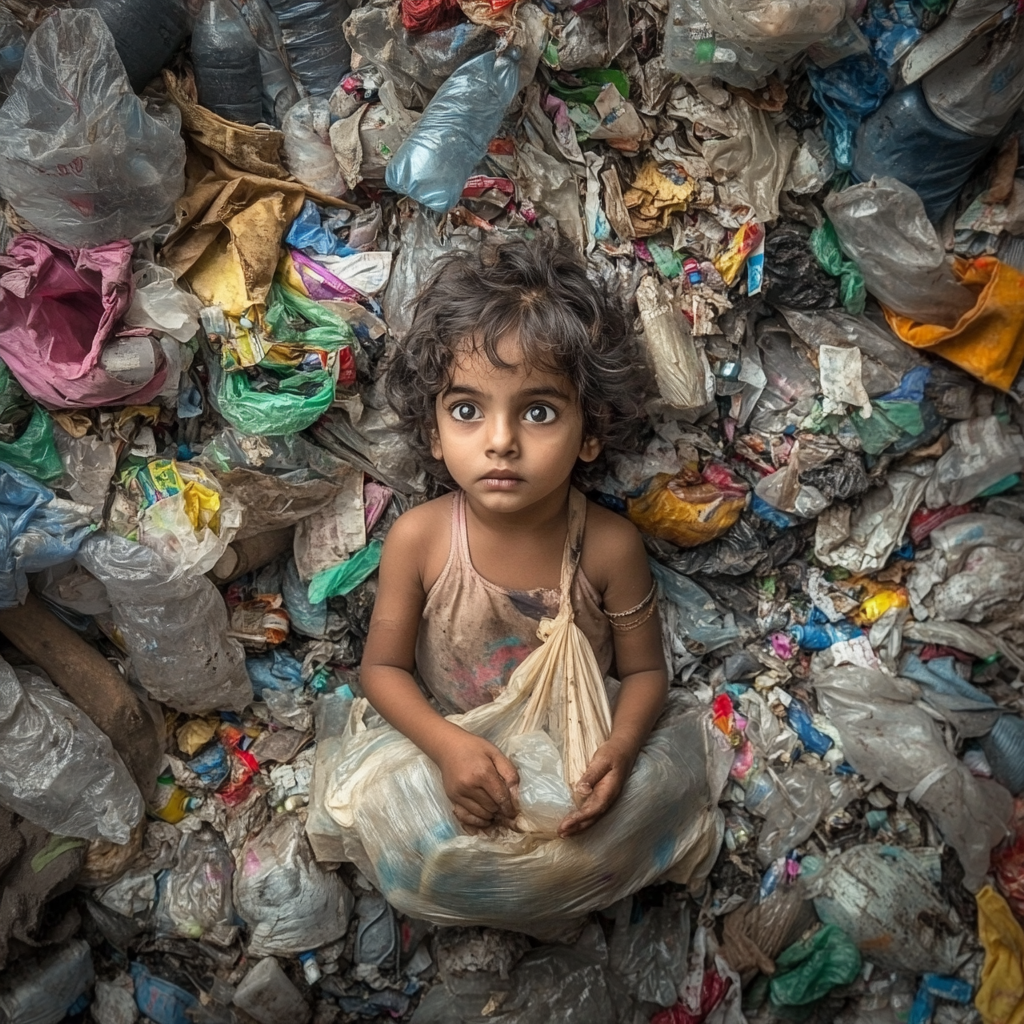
[1,0,1024,1021]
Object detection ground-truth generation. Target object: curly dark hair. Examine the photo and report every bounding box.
[384,234,651,483]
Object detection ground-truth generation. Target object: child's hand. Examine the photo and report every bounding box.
[558,739,637,838]
[436,733,520,831]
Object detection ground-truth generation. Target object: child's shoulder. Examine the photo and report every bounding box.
[386,492,455,549]
[580,498,646,592]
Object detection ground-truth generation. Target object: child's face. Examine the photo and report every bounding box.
[431,336,602,513]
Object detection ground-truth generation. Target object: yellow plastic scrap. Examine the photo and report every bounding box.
[176,718,218,757]
[852,588,909,626]
[977,885,1024,1024]
[713,221,766,287]
[627,469,747,548]
[623,161,698,237]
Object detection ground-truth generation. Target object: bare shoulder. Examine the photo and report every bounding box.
[579,499,647,595]
[382,492,455,590]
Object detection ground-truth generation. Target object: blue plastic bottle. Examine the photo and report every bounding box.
[386,48,521,213]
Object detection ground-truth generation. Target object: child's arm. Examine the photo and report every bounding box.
[360,509,519,830]
[560,510,667,837]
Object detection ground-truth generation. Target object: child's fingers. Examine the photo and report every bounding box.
[489,752,520,815]
[452,803,493,830]
[454,792,498,821]
[574,755,613,798]
[558,772,622,837]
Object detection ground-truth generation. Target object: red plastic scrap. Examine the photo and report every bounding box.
[400,0,462,33]
[908,504,974,546]
[651,970,730,1024]
[992,797,1024,921]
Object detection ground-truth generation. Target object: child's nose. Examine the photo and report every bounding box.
[486,415,518,457]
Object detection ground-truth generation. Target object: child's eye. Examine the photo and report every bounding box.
[450,402,481,422]
[524,404,557,424]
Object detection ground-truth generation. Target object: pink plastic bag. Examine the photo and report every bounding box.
[0,234,167,409]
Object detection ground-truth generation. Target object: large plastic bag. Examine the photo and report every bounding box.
[75,532,251,714]
[234,813,353,956]
[0,657,143,844]
[0,234,168,410]
[809,844,964,974]
[324,490,730,934]
[155,824,237,946]
[0,10,186,247]
[882,256,1024,393]
[814,666,1012,891]
[824,178,975,328]
[0,463,94,609]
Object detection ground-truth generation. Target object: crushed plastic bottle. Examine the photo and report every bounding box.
[191,0,264,126]
[386,47,521,213]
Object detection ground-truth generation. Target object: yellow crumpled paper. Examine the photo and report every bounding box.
[623,160,699,237]
[977,885,1024,1024]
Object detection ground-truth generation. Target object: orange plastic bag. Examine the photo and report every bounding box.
[883,257,1024,391]
[628,464,748,548]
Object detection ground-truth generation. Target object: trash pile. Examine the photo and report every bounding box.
[0,0,1023,1019]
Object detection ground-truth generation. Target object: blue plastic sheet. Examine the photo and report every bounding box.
[285,200,357,257]
[808,53,891,171]
[247,648,306,698]
[0,462,93,608]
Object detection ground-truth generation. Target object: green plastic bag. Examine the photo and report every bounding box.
[308,540,383,603]
[0,404,64,482]
[216,365,336,437]
[206,280,356,436]
[769,924,861,1007]
[810,221,866,316]
[264,282,356,351]
[0,358,63,483]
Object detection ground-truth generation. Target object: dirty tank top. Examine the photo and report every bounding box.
[415,488,614,714]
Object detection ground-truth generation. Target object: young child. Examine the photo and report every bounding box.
[360,235,667,839]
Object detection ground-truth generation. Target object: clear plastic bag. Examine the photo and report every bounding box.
[233,0,301,126]
[927,417,1024,509]
[0,657,143,844]
[663,0,778,88]
[505,732,575,836]
[75,532,252,714]
[155,823,238,946]
[0,8,25,102]
[814,666,1012,891]
[234,812,353,956]
[809,844,964,974]
[699,0,845,65]
[636,276,715,412]
[0,9,186,247]
[385,48,520,213]
[824,178,975,328]
[921,15,1024,139]
[282,97,347,196]
[344,0,497,99]
[324,492,731,934]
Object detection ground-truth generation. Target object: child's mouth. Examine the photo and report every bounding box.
[480,474,523,489]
